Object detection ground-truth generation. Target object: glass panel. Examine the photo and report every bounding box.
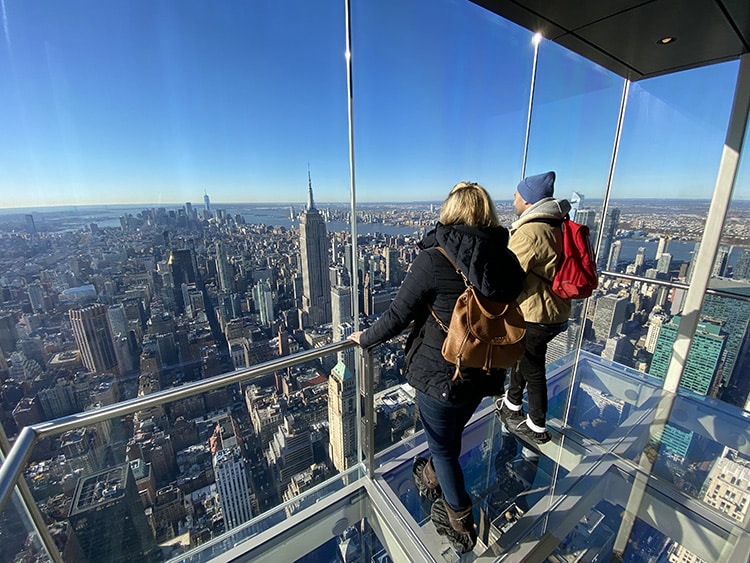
[1,0,352,559]
[510,463,744,562]
[352,0,533,200]
[0,482,51,562]
[524,39,626,364]
[350,0,536,459]
[20,373,367,561]
[580,61,740,388]
[711,105,750,412]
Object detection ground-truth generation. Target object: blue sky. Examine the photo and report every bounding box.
[0,0,747,208]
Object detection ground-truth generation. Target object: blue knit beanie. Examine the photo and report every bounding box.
[517,171,556,204]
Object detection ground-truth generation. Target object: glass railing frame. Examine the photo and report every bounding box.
[0,339,372,562]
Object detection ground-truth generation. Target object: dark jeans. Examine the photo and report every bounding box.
[506,321,568,428]
[417,390,481,512]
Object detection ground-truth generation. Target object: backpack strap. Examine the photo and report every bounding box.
[528,214,567,285]
[434,246,470,288]
[427,246,469,333]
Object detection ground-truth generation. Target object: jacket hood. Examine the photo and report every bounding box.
[512,197,571,231]
[420,223,523,301]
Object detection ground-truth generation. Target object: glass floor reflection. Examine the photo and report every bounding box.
[175,352,749,562]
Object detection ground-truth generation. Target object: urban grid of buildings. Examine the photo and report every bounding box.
[0,184,749,561]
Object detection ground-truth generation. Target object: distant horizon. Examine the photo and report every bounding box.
[1,196,748,214]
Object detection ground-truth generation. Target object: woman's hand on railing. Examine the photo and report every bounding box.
[348,331,363,345]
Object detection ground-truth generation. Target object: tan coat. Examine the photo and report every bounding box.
[508,199,571,324]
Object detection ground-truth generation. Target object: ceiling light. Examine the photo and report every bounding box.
[657,36,677,45]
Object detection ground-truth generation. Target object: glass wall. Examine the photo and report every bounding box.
[524,38,626,366]
[350,0,535,458]
[573,61,744,406]
[0,1,353,559]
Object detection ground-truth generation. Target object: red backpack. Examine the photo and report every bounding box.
[547,217,599,299]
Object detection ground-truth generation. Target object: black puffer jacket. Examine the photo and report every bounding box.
[359,222,525,401]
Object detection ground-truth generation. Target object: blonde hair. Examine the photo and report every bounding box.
[439,182,500,227]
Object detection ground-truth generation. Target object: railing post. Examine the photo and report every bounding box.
[363,349,375,480]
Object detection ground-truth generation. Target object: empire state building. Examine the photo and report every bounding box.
[299,172,331,326]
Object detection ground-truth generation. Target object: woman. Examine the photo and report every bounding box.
[350,182,524,553]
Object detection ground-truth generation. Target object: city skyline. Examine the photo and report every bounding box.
[2,1,750,208]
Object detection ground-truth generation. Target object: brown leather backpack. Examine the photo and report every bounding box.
[429,247,526,381]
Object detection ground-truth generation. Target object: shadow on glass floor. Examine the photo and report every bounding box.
[374,352,750,561]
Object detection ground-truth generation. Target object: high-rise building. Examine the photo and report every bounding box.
[107,303,129,337]
[331,285,352,331]
[574,208,596,231]
[213,447,253,530]
[656,252,672,276]
[607,240,622,271]
[602,334,634,367]
[253,279,275,327]
[649,316,726,396]
[592,295,629,342]
[568,191,584,222]
[734,248,750,281]
[70,304,118,374]
[216,241,235,293]
[634,246,646,275]
[299,172,331,326]
[713,246,730,278]
[331,284,354,370]
[597,207,620,270]
[204,189,211,215]
[656,236,670,260]
[700,447,750,526]
[0,313,19,356]
[169,248,197,288]
[702,290,750,384]
[266,414,314,489]
[385,247,401,286]
[645,311,669,354]
[68,463,159,563]
[27,282,46,313]
[328,361,357,472]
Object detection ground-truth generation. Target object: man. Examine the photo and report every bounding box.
[499,171,571,444]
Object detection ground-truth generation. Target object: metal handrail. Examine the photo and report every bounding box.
[599,270,750,302]
[0,338,358,517]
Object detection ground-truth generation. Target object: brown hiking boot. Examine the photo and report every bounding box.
[412,457,441,501]
[422,457,440,490]
[431,498,477,553]
[443,500,475,535]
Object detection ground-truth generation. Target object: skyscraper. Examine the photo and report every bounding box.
[213,447,253,530]
[634,246,646,275]
[27,282,46,313]
[592,295,629,342]
[107,303,129,337]
[0,313,18,356]
[656,236,670,260]
[649,316,726,396]
[734,248,750,281]
[253,279,275,327]
[597,207,620,270]
[299,172,331,326]
[656,252,672,276]
[215,241,235,293]
[385,247,401,286]
[69,304,118,374]
[204,189,211,216]
[331,285,354,370]
[607,240,622,271]
[328,361,357,472]
[68,463,159,563]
